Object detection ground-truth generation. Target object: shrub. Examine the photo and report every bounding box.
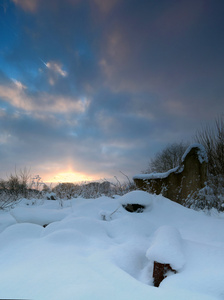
[52,173,137,200]
[53,182,80,199]
[0,169,47,209]
[195,115,224,177]
[0,169,30,209]
[183,174,224,212]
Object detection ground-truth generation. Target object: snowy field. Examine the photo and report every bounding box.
[0,191,224,300]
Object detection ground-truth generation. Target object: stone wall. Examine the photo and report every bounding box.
[133,144,208,205]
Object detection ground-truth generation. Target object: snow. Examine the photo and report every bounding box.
[118,190,153,207]
[181,143,208,164]
[146,225,185,270]
[133,166,180,180]
[10,206,69,226]
[0,193,224,300]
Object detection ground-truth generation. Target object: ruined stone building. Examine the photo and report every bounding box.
[133,144,208,205]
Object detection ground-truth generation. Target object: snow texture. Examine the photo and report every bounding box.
[0,193,223,300]
[146,225,185,270]
[118,190,153,207]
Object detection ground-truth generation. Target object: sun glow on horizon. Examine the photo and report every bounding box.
[45,171,97,184]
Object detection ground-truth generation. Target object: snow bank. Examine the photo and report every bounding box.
[0,193,223,300]
[146,225,185,270]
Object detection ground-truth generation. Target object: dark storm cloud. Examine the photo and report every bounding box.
[97,0,224,116]
[0,0,224,180]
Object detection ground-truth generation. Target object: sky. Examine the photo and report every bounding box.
[0,0,224,184]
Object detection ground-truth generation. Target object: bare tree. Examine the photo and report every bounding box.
[146,142,189,173]
[195,115,224,176]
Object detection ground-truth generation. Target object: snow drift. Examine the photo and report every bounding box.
[0,191,223,300]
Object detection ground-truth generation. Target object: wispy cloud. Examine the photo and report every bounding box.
[0,81,89,114]
[12,79,27,90]
[45,61,67,77]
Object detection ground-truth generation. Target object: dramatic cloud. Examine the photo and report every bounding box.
[0,0,224,182]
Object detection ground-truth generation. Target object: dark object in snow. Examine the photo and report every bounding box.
[47,195,56,200]
[43,224,48,228]
[153,261,176,287]
[133,144,208,205]
[122,204,145,213]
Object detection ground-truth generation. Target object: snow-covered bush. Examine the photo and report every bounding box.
[183,174,224,212]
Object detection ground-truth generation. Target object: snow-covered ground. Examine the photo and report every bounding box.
[0,191,224,300]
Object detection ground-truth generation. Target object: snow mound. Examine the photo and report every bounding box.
[0,223,43,243]
[10,206,68,226]
[118,190,153,207]
[146,225,185,270]
[0,193,224,299]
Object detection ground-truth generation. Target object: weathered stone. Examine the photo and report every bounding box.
[134,144,208,205]
[153,261,176,287]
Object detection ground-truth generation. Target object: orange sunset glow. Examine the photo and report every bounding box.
[44,171,97,184]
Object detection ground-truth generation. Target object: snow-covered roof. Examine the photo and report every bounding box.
[181,143,208,164]
[133,166,182,180]
[133,168,175,181]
